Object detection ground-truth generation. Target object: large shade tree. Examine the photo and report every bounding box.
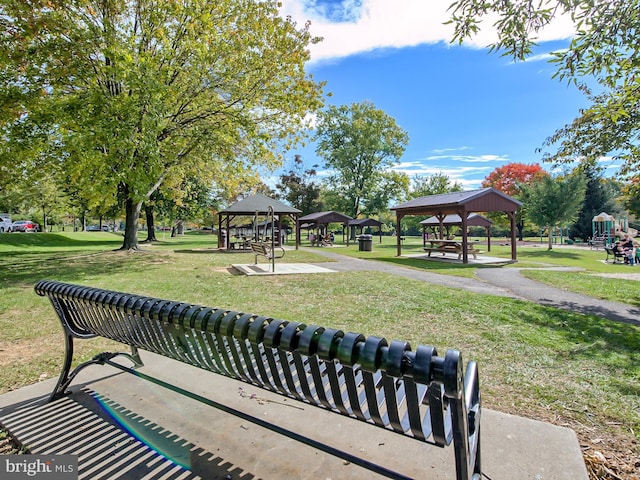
[481,163,548,240]
[276,155,323,213]
[521,172,587,249]
[0,0,324,249]
[570,165,620,241]
[448,0,640,179]
[314,101,409,218]
[402,173,463,235]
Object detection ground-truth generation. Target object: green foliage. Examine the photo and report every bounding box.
[448,0,640,182]
[276,155,323,213]
[315,101,409,218]
[621,178,640,218]
[409,172,463,198]
[521,171,587,249]
[0,0,325,249]
[570,166,621,241]
[401,173,463,235]
[481,163,549,240]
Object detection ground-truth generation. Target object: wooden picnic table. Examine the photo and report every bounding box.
[424,239,479,260]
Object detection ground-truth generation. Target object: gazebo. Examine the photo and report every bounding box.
[391,188,522,263]
[421,213,494,251]
[348,218,383,245]
[299,211,353,243]
[217,193,302,249]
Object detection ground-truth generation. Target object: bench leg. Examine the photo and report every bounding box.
[49,336,144,402]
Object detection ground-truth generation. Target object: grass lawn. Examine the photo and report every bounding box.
[1,231,638,478]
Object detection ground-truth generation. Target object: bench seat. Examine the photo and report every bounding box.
[604,246,628,264]
[250,241,284,264]
[35,280,482,480]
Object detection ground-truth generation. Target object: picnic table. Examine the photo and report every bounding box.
[424,239,479,260]
[228,237,251,250]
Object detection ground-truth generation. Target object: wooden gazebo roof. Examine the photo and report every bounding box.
[348,218,383,244]
[391,188,521,263]
[299,211,353,226]
[420,213,493,228]
[218,193,302,249]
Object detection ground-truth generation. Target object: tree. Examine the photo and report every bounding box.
[482,163,548,240]
[521,171,587,249]
[410,172,463,198]
[314,101,409,218]
[0,0,324,250]
[621,178,640,219]
[448,0,640,179]
[276,155,323,213]
[482,163,547,197]
[402,173,463,235]
[361,170,410,217]
[569,166,619,241]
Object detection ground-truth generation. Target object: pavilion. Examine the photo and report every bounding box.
[348,218,383,245]
[421,213,494,251]
[298,211,353,243]
[391,188,521,263]
[217,193,302,249]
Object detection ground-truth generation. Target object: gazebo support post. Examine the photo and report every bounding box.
[460,210,469,264]
[508,211,517,261]
[396,214,403,256]
[486,226,491,252]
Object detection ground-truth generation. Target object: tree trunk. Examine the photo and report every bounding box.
[143,203,158,242]
[547,225,553,250]
[517,220,524,241]
[176,220,184,235]
[121,197,142,250]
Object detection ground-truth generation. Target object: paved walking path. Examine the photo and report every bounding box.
[307,248,640,326]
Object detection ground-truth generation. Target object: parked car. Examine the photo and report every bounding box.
[0,214,12,233]
[86,225,111,232]
[10,220,39,232]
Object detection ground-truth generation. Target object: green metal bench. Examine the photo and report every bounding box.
[35,280,481,480]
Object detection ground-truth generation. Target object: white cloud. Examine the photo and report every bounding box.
[280,0,576,63]
[391,160,494,189]
[431,146,472,154]
[425,154,508,163]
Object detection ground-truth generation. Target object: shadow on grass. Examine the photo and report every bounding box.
[518,249,585,260]
[0,232,123,249]
[377,256,479,271]
[520,306,640,369]
[0,251,153,286]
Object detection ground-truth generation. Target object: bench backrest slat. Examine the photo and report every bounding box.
[36,280,481,480]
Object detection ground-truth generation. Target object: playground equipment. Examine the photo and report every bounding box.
[591,212,637,245]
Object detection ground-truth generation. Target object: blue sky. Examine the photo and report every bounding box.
[272,0,618,190]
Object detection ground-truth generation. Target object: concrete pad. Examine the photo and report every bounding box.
[0,351,588,480]
[405,253,513,265]
[232,263,337,275]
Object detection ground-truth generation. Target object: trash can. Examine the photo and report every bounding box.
[358,234,373,252]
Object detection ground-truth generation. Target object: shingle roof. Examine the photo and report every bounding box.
[221,193,301,214]
[391,187,521,213]
[298,211,353,224]
[420,213,493,227]
[349,218,382,227]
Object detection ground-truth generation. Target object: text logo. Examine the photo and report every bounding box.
[1,455,77,479]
